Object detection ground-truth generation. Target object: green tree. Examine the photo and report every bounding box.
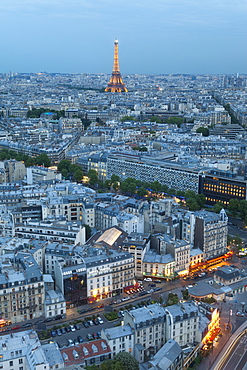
[88,169,98,185]
[61,169,69,178]
[166,117,183,127]
[57,159,71,172]
[228,198,240,217]
[196,127,209,136]
[186,198,200,211]
[34,153,51,167]
[213,202,225,213]
[120,115,135,122]
[73,169,83,182]
[137,187,148,197]
[114,352,139,370]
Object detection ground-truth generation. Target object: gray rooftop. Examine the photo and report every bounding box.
[103,324,133,340]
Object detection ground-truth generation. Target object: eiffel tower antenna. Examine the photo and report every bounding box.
[105,39,128,93]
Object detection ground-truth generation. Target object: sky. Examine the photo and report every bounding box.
[0,0,247,75]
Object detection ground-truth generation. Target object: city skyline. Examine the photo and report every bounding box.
[0,0,247,75]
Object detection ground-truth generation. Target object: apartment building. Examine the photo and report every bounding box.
[121,232,151,277]
[101,325,134,357]
[15,220,85,246]
[44,289,66,318]
[194,209,228,260]
[0,330,52,370]
[165,302,199,347]
[0,253,45,323]
[84,247,134,301]
[124,304,166,363]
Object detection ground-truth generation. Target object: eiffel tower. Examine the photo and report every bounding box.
[105,39,128,93]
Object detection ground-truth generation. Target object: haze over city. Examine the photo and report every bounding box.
[1,0,247,74]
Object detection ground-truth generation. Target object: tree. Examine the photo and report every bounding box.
[137,186,148,197]
[166,117,183,127]
[34,153,51,167]
[228,198,239,217]
[196,127,209,137]
[213,202,225,213]
[114,352,139,370]
[73,169,83,182]
[57,159,71,172]
[88,169,98,186]
[186,198,200,211]
[120,115,135,122]
[61,169,68,178]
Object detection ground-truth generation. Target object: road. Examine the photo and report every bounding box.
[223,333,247,370]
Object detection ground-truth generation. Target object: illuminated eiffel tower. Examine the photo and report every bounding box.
[105,39,128,93]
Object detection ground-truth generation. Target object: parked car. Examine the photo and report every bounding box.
[51,330,57,337]
[70,325,76,332]
[80,309,87,314]
[144,278,152,282]
[65,325,71,332]
[68,339,74,346]
[74,338,79,345]
[97,317,104,324]
[88,320,94,326]
[78,335,84,343]
[97,331,101,339]
[56,329,62,336]
[74,324,80,330]
[87,333,93,340]
[61,327,66,334]
[22,323,32,328]
[93,319,99,325]
[83,321,89,328]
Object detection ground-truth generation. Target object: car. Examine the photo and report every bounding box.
[93,319,99,325]
[61,327,66,334]
[98,304,104,309]
[236,312,245,317]
[68,339,74,346]
[97,331,101,339]
[70,325,76,332]
[78,335,84,343]
[92,333,97,339]
[149,283,156,287]
[74,338,79,345]
[88,320,94,326]
[44,318,53,323]
[55,314,64,320]
[88,307,96,312]
[144,278,152,282]
[139,291,148,296]
[97,317,104,324]
[56,329,62,336]
[87,333,93,341]
[74,324,80,330]
[83,321,89,328]
[51,330,57,337]
[80,309,87,314]
[153,287,162,292]
[153,279,161,283]
[65,325,71,332]
[122,297,130,302]
[22,323,32,328]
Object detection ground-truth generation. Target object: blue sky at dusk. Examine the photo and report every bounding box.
[0,0,246,74]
